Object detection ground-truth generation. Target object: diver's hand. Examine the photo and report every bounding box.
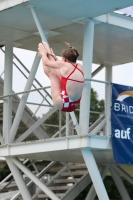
[38,43,47,57]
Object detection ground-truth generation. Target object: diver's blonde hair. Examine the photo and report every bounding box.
[64,41,72,48]
[62,41,79,62]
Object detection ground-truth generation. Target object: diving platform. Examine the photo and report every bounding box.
[1,0,133,200]
[0,0,133,66]
[0,135,112,163]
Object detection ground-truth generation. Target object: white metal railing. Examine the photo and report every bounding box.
[0,78,111,142]
[0,48,52,117]
[10,161,56,200]
[85,78,111,137]
[0,47,112,140]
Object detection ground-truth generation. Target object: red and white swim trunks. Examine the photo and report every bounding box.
[61,90,81,112]
[60,63,84,112]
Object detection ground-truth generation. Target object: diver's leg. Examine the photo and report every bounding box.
[43,64,62,110]
[50,74,62,110]
[42,41,61,78]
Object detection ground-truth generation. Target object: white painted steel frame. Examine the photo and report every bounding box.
[11,161,56,200]
[63,173,92,200]
[0,86,50,100]
[2,6,59,200]
[29,5,81,143]
[0,0,29,12]
[85,165,109,200]
[9,6,62,200]
[110,167,131,200]
[94,12,133,31]
[70,112,80,134]
[0,135,112,157]
[66,113,69,136]
[10,53,41,142]
[82,148,109,200]
[3,44,32,199]
[15,107,57,143]
[89,117,106,135]
[3,44,13,144]
[112,165,133,185]
[0,159,29,186]
[92,64,105,78]
[30,6,48,42]
[1,3,130,200]
[105,65,112,137]
[80,20,110,200]
[6,158,32,200]
[80,20,94,135]
[11,157,60,200]
[59,111,62,137]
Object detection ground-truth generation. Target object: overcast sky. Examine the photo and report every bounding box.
[1,7,133,100]
[0,7,133,116]
[1,47,133,93]
[116,6,133,16]
[0,6,133,92]
[12,48,133,86]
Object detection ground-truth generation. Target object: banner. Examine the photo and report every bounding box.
[111,83,133,164]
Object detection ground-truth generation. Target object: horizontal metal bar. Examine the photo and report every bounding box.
[11,158,60,200]
[0,86,50,100]
[85,78,110,84]
[0,135,111,158]
[15,107,57,143]
[52,122,67,138]
[1,48,52,104]
[26,102,53,107]
[12,100,53,107]
[0,159,29,186]
[13,62,51,103]
[44,124,62,128]
[92,64,105,77]
[11,161,56,200]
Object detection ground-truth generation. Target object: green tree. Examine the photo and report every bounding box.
[75,176,133,200]
[44,111,66,137]
[44,88,105,136]
[0,164,10,182]
[90,88,104,126]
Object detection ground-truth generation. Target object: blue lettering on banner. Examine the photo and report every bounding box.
[111,83,133,164]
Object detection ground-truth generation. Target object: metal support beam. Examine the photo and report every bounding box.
[105,65,112,82]
[81,148,109,200]
[79,19,109,200]
[105,65,112,136]
[10,53,41,142]
[30,6,47,42]
[80,20,94,135]
[66,113,69,136]
[6,158,32,200]
[110,167,131,200]
[11,161,56,200]
[94,13,133,31]
[3,43,13,144]
[59,111,62,137]
[15,107,57,142]
[85,165,109,200]
[0,132,4,144]
[70,112,80,135]
[112,165,133,185]
[92,64,105,78]
[0,159,28,186]
[11,157,60,200]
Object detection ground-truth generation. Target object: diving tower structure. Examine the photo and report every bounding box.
[0,0,133,199]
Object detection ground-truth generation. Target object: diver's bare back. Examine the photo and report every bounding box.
[60,62,84,101]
